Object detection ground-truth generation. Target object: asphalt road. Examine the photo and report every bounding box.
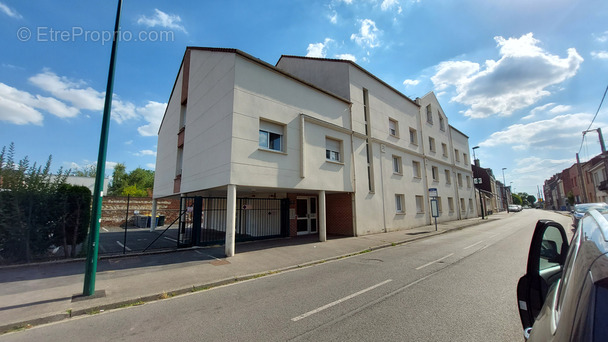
[1,209,572,342]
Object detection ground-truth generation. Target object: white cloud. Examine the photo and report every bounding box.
[136,149,157,157]
[0,82,80,125]
[146,163,156,170]
[306,38,333,58]
[0,2,22,19]
[137,101,167,137]
[431,33,583,118]
[591,51,608,59]
[594,31,608,43]
[137,9,187,33]
[403,79,420,86]
[381,0,401,13]
[522,102,555,120]
[479,113,593,149]
[549,105,571,114]
[29,70,104,110]
[329,11,337,24]
[350,19,381,48]
[335,53,357,62]
[338,0,353,4]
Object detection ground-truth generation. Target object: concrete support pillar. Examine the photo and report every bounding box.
[225,184,237,257]
[319,190,326,242]
[150,198,157,232]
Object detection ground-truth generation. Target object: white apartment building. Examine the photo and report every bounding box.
[153,48,477,256]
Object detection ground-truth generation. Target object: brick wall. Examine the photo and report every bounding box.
[101,196,180,227]
[326,193,354,236]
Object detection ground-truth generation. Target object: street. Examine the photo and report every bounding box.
[1,210,572,341]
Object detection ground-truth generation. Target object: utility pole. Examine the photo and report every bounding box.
[583,128,608,199]
[576,153,588,203]
[83,0,123,296]
[502,167,509,213]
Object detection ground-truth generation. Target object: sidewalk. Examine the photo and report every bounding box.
[0,213,506,334]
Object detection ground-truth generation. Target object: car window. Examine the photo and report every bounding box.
[594,279,608,341]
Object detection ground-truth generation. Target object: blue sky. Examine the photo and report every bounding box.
[1,0,607,197]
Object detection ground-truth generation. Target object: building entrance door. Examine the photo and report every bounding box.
[296,196,317,235]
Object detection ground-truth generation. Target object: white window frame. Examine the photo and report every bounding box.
[392,155,402,174]
[409,127,417,145]
[395,194,405,214]
[389,118,399,137]
[413,160,421,178]
[259,120,284,152]
[416,195,425,213]
[325,137,342,162]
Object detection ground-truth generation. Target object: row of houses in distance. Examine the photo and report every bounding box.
[152,47,485,256]
[543,151,608,210]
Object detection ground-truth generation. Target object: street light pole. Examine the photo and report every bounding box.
[83,0,123,296]
[472,146,479,165]
[502,167,509,213]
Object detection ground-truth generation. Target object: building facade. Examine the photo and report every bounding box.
[153,48,477,256]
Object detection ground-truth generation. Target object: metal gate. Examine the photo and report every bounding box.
[178,197,289,247]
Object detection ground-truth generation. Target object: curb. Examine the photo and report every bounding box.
[0,218,491,335]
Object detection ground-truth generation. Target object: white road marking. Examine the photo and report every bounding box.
[194,250,221,261]
[415,253,454,270]
[464,241,483,250]
[291,279,393,322]
[116,241,131,251]
[163,236,177,242]
[101,227,109,232]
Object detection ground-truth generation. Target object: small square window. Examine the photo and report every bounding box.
[326,137,342,162]
[429,137,436,152]
[432,166,439,182]
[259,120,284,152]
[392,155,402,174]
[395,194,405,213]
[389,119,399,137]
[413,161,421,178]
[409,128,417,145]
[416,195,425,213]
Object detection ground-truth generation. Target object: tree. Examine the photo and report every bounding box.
[527,195,536,206]
[72,164,97,177]
[567,191,575,206]
[54,184,91,258]
[512,193,522,205]
[108,164,154,197]
[0,143,68,262]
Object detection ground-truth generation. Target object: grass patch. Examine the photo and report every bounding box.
[86,308,101,315]
[118,301,145,309]
[66,309,72,317]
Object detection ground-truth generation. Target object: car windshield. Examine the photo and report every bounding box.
[574,203,608,213]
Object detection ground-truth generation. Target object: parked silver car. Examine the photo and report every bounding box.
[571,202,608,228]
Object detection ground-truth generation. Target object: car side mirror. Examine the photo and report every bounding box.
[516,220,569,330]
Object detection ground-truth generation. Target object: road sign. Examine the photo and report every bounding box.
[473,178,482,185]
[429,188,438,197]
[431,199,439,218]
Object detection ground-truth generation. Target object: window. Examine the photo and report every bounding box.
[179,104,187,128]
[442,143,448,157]
[460,198,466,212]
[426,104,433,124]
[409,128,417,145]
[432,166,439,182]
[436,197,443,213]
[326,137,342,162]
[458,173,463,187]
[463,153,468,165]
[428,137,436,152]
[395,194,405,213]
[466,175,471,188]
[439,114,445,131]
[469,199,474,212]
[413,161,421,178]
[392,155,402,174]
[448,197,455,212]
[389,119,399,137]
[445,169,451,184]
[416,195,425,213]
[259,120,284,152]
[455,149,460,162]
